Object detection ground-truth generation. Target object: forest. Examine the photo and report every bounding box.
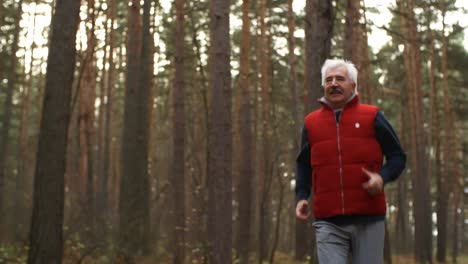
[0,0,466,263]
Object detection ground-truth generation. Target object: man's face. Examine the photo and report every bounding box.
[324,66,356,109]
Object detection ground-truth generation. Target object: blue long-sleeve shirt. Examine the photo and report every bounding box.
[295,111,406,222]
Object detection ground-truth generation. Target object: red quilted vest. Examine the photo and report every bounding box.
[304,96,386,218]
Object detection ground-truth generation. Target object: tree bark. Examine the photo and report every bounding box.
[344,0,359,62]
[305,0,333,111]
[269,171,285,264]
[440,3,459,262]
[356,2,374,104]
[172,0,186,262]
[207,0,232,262]
[101,0,117,220]
[137,0,153,253]
[258,0,273,262]
[27,0,81,262]
[427,5,446,262]
[395,82,410,254]
[287,0,300,149]
[236,0,253,263]
[0,0,24,239]
[96,0,109,221]
[78,0,97,239]
[187,3,210,260]
[297,0,333,262]
[397,0,432,262]
[120,0,151,255]
[15,0,39,242]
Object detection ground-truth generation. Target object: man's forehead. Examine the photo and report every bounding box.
[326,66,348,77]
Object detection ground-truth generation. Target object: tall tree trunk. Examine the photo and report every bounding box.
[137,0,153,254]
[0,0,3,27]
[344,0,373,103]
[207,0,232,262]
[120,0,151,255]
[78,0,97,239]
[356,2,374,104]
[343,0,359,62]
[451,128,461,263]
[269,171,285,264]
[96,0,109,222]
[101,0,117,220]
[296,0,313,261]
[237,0,253,263]
[287,8,302,258]
[395,83,410,254]
[397,0,432,262]
[258,0,272,262]
[297,0,333,262]
[187,4,210,260]
[427,6,446,262]
[439,3,458,262]
[15,0,39,242]
[287,0,300,149]
[0,0,24,239]
[172,0,186,262]
[439,8,451,264]
[306,0,332,110]
[27,0,81,262]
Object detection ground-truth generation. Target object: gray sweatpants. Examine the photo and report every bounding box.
[313,220,385,264]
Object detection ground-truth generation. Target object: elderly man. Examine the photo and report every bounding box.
[295,58,406,263]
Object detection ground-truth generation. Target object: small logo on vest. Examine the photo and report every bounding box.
[355,122,360,128]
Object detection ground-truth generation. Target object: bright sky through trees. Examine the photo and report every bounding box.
[19,0,468,76]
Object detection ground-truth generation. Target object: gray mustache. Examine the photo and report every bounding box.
[329,87,343,93]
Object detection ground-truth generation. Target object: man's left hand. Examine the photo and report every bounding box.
[362,167,383,196]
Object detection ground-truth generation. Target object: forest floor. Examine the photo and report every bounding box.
[2,243,468,263]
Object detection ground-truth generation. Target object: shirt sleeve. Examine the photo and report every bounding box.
[374,112,407,184]
[295,125,312,203]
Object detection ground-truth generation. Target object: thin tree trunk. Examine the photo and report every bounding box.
[343,0,359,61]
[187,3,210,260]
[395,83,410,254]
[207,0,232,262]
[397,0,432,262]
[451,128,461,263]
[96,0,109,217]
[101,0,117,220]
[137,0,153,254]
[428,7,446,261]
[119,0,146,255]
[172,0,186,262]
[258,0,272,262]
[0,0,3,27]
[0,0,24,239]
[287,0,300,157]
[237,0,253,263]
[15,0,39,242]
[441,4,460,263]
[78,0,97,239]
[357,1,374,104]
[287,5,302,257]
[27,0,81,262]
[269,172,285,264]
[306,0,332,110]
[298,0,333,262]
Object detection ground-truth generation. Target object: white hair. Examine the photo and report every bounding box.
[321,59,358,87]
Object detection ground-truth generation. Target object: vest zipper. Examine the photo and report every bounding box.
[335,111,345,214]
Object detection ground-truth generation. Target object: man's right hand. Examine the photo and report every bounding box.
[295,200,310,220]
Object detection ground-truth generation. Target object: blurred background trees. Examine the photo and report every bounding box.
[0,0,466,263]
